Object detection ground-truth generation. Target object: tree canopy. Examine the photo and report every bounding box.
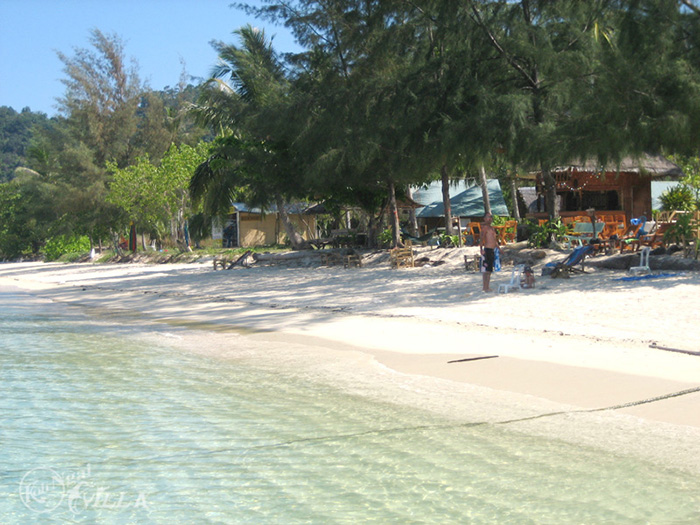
[3,1,700,258]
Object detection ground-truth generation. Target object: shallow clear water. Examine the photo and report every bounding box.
[1,288,699,524]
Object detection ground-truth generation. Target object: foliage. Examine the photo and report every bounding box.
[377,228,393,248]
[0,172,61,259]
[6,3,700,253]
[492,216,510,226]
[186,213,213,246]
[659,185,696,212]
[107,143,209,243]
[526,219,569,248]
[439,233,460,248]
[36,30,206,246]
[0,183,34,259]
[43,234,91,262]
[664,213,699,259]
[668,154,700,210]
[191,25,309,249]
[0,106,51,182]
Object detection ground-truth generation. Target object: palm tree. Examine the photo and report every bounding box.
[189,25,307,249]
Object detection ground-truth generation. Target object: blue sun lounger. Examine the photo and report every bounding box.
[541,245,594,278]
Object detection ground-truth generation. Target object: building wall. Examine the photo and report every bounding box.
[544,170,654,221]
[631,176,653,219]
[238,212,317,247]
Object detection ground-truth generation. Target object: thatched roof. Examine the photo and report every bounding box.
[549,154,683,178]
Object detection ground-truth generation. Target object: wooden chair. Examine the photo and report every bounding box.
[618,222,645,253]
[503,220,518,243]
[638,222,673,250]
[390,242,415,269]
[320,252,343,265]
[600,222,622,240]
[468,222,481,243]
[344,249,363,268]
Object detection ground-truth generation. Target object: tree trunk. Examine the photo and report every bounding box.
[367,213,377,248]
[388,180,401,248]
[406,187,418,235]
[275,194,306,250]
[541,167,559,221]
[479,165,491,216]
[441,164,454,235]
[510,177,521,221]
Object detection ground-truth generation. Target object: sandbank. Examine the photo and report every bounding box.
[2,254,699,471]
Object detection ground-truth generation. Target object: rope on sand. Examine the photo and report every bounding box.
[498,385,700,426]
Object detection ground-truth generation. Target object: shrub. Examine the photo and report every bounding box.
[378,228,393,247]
[439,233,459,247]
[526,219,569,248]
[660,184,695,212]
[43,234,91,262]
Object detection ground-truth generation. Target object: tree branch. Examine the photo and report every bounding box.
[465,0,538,88]
[679,0,700,16]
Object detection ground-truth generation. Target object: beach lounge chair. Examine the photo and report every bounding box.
[542,245,593,278]
[638,222,672,251]
[498,264,525,293]
[619,218,653,253]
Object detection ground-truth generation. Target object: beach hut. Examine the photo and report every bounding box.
[213,202,319,248]
[409,179,509,232]
[527,154,683,221]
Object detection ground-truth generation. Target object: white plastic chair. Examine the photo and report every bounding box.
[498,264,525,293]
[629,247,651,275]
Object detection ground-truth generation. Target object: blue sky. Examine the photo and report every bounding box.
[0,0,299,117]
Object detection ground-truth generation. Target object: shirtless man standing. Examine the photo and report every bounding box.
[479,213,498,292]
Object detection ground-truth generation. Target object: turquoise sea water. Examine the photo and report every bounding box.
[1,288,699,524]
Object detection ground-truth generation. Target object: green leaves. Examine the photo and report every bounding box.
[107,143,209,240]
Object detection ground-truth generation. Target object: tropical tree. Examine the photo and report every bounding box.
[0,106,51,182]
[108,142,209,247]
[669,154,700,209]
[190,25,308,248]
[44,29,194,246]
[0,169,62,258]
[565,1,700,163]
[248,0,455,246]
[464,1,617,220]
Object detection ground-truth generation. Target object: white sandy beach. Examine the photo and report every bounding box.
[2,249,700,471]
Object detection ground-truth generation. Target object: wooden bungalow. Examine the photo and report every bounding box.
[212,202,319,248]
[526,154,683,222]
